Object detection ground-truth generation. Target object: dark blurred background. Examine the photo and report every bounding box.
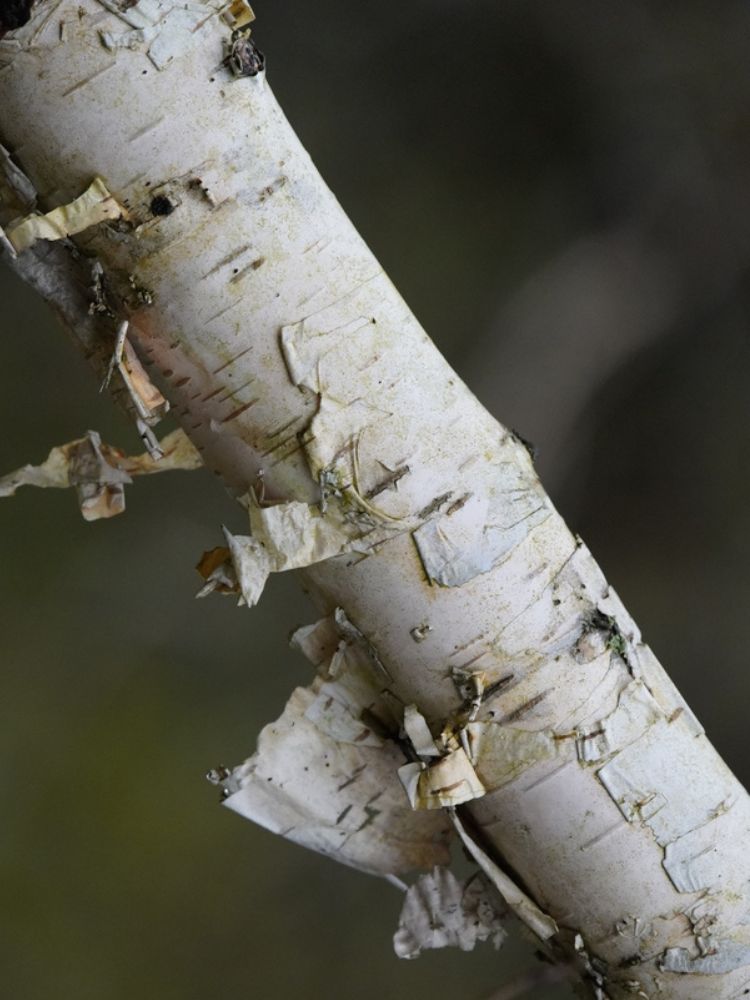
[2,1,750,997]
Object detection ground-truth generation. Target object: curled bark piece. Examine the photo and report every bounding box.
[200,494,376,607]
[0,428,201,520]
[0,155,161,438]
[221,0,254,31]
[195,546,236,598]
[399,748,486,810]
[220,527,270,606]
[247,495,352,571]
[4,177,127,253]
[218,613,451,875]
[289,615,340,667]
[393,867,507,959]
[102,323,169,435]
[403,705,440,758]
[117,428,202,476]
[222,685,451,875]
[68,431,131,520]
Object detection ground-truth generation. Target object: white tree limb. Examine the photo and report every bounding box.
[2,3,749,997]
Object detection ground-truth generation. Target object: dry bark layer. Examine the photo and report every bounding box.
[2,3,750,997]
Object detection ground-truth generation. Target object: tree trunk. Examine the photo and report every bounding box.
[2,3,750,997]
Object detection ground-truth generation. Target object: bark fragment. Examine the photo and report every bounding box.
[451,811,559,942]
[217,612,451,875]
[393,867,507,959]
[97,0,228,70]
[412,484,551,588]
[0,428,202,519]
[399,749,486,810]
[4,177,127,253]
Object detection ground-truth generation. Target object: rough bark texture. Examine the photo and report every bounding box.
[2,3,750,998]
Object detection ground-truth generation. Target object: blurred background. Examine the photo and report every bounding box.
[2,1,750,997]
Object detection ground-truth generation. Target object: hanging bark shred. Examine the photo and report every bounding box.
[214,611,452,876]
[0,429,202,520]
[393,867,507,959]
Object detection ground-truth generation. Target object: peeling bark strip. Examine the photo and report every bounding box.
[0,429,201,519]
[214,611,452,875]
[0,146,166,449]
[2,3,750,997]
[5,176,127,251]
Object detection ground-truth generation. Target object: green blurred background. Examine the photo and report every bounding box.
[2,1,750,997]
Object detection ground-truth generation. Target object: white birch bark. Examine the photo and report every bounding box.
[2,3,749,997]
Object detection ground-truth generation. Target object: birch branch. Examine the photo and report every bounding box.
[2,3,749,998]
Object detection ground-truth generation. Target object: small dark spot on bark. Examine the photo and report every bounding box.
[585,608,613,633]
[150,194,174,217]
[582,608,629,660]
[335,804,353,825]
[446,493,470,516]
[258,176,287,202]
[0,0,34,32]
[620,954,643,968]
